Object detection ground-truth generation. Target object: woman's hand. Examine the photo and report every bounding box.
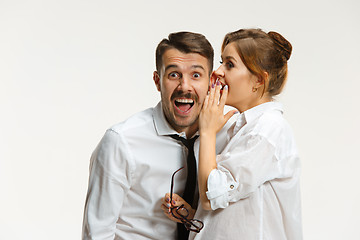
[199,79,237,135]
[198,78,237,210]
[161,193,196,223]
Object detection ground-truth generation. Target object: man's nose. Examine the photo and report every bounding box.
[178,75,192,90]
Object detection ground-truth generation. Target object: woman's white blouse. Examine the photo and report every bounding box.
[190,102,302,240]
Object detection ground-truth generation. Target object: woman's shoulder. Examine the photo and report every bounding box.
[253,108,298,156]
[251,107,294,143]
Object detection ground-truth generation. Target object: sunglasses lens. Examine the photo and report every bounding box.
[186,219,204,232]
[176,206,189,217]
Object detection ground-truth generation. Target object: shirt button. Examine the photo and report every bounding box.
[230,185,234,189]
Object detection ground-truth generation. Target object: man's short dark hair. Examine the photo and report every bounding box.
[155,32,214,75]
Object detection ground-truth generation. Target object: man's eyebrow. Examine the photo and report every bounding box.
[191,65,205,71]
[164,64,206,72]
[164,64,178,72]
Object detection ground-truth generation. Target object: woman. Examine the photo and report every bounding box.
[162,28,302,239]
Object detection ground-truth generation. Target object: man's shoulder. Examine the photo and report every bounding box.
[108,107,155,135]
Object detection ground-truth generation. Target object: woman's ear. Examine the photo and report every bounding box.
[153,71,161,92]
[253,72,270,98]
[254,72,269,88]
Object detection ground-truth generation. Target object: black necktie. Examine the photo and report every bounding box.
[170,134,199,240]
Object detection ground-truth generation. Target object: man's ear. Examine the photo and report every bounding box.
[210,71,217,85]
[153,71,161,92]
[209,71,218,91]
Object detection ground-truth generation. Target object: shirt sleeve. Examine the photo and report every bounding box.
[206,134,286,210]
[82,129,134,239]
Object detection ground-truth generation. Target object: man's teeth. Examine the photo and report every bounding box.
[175,99,194,103]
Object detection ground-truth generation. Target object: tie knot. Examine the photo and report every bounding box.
[169,134,198,149]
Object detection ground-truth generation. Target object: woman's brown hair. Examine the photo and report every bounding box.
[222,29,292,97]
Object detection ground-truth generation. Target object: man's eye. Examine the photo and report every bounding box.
[193,73,200,78]
[169,72,180,79]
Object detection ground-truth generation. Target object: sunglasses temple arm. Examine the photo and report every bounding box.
[170,167,184,204]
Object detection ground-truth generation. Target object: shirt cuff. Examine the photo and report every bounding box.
[206,169,237,210]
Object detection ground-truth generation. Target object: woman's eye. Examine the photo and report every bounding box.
[226,61,234,68]
[169,72,179,79]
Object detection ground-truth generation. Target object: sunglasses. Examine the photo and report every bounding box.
[169,167,204,233]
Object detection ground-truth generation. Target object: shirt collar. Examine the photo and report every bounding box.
[152,102,187,138]
[243,101,283,123]
[153,101,199,138]
[232,102,283,135]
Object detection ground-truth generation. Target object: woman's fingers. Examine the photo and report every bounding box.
[219,85,228,109]
[161,193,188,223]
[171,193,185,206]
[161,202,170,212]
[208,80,223,108]
[162,194,171,212]
[208,82,216,106]
[203,94,209,109]
[214,80,222,105]
[161,205,182,223]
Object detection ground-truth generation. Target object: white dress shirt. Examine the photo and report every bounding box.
[190,102,302,240]
[82,102,232,240]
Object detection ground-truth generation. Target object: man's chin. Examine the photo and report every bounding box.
[164,107,199,131]
[172,115,199,129]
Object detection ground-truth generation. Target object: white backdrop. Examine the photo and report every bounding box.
[1,0,359,239]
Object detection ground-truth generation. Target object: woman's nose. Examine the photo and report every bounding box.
[211,67,224,84]
[214,65,225,77]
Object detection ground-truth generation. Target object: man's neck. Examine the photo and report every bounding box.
[174,124,199,139]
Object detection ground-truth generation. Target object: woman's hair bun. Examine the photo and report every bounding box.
[268,31,292,60]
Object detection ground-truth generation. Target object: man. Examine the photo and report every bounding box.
[82,31,231,239]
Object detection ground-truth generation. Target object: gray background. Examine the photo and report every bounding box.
[1,0,359,239]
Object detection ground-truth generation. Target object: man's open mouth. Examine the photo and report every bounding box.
[174,98,194,113]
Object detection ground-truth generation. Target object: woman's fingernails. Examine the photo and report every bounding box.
[166,203,171,208]
[211,83,215,88]
[172,200,176,205]
[216,80,220,86]
[166,198,169,202]
[224,85,228,90]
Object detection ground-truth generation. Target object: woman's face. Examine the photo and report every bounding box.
[213,42,259,112]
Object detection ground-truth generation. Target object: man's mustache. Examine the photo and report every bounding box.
[170,91,198,102]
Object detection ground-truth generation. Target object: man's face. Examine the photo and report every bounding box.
[153,48,210,135]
